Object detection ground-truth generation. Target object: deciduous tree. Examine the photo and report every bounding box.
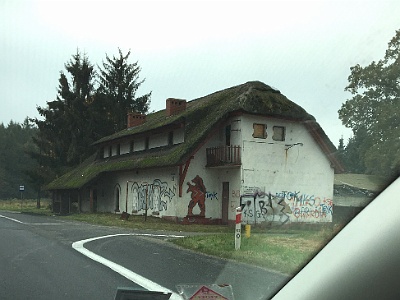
[338,30,400,178]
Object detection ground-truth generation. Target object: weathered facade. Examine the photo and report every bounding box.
[47,81,343,224]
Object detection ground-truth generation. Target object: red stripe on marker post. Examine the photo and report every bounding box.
[235,207,242,250]
[236,208,242,224]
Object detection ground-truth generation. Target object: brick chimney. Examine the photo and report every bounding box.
[166,98,187,116]
[127,111,146,128]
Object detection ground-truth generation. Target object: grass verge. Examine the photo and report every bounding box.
[0,199,52,215]
[170,229,336,275]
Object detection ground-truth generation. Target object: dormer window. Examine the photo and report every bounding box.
[168,131,174,146]
[272,126,285,141]
[130,140,134,153]
[253,123,267,139]
[116,144,121,155]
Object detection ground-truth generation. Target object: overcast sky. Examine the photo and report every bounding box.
[1,0,399,145]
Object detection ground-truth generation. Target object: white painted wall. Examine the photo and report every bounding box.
[94,168,178,218]
[240,114,334,224]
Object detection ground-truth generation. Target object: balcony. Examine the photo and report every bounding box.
[206,145,241,167]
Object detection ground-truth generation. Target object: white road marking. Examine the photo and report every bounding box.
[72,234,183,300]
[0,214,25,224]
[1,213,183,299]
[0,214,65,226]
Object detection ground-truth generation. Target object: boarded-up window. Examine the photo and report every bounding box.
[273,126,285,141]
[253,123,267,139]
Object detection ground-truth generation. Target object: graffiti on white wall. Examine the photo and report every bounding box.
[240,186,333,224]
[276,190,333,221]
[131,179,176,213]
[240,187,291,225]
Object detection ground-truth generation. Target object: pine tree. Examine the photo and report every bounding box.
[31,50,96,181]
[98,49,151,132]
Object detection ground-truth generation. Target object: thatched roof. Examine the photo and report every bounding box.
[46,81,343,190]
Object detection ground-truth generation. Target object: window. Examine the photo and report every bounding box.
[253,123,267,139]
[272,126,285,141]
[168,131,174,146]
[130,140,134,153]
[116,144,120,155]
[108,145,112,157]
[145,137,149,150]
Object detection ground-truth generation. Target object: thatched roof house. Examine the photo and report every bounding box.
[47,81,342,191]
[47,81,343,224]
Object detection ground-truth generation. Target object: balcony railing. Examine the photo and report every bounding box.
[206,145,241,167]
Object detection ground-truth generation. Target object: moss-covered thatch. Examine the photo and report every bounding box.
[46,81,340,190]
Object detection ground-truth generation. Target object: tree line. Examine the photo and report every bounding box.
[1,30,399,199]
[0,119,38,199]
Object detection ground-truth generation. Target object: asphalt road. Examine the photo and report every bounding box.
[0,211,289,300]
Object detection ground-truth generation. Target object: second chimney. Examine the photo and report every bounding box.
[127,111,146,128]
[166,98,186,116]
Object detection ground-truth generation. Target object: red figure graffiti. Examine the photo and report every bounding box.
[187,175,206,217]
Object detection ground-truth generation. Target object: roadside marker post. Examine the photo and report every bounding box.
[235,207,242,250]
[19,185,25,209]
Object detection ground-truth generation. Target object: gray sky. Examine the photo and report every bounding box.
[1,0,399,145]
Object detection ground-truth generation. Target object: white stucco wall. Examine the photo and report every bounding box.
[239,114,334,224]
[94,168,178,218]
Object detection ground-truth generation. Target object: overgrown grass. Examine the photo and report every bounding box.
[171,228,336,275]
[0,198,52,215]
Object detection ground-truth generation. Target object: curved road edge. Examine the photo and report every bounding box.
[72,233,183,300]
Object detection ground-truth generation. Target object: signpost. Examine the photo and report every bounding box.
[235,207,242,250]
[19,185,25,209]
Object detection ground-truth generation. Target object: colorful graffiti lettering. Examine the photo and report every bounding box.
[240,187,333,224]
[278,190,333,221]
[187,175,206,217]
[240,189,291,225]
[131,179,176,213]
